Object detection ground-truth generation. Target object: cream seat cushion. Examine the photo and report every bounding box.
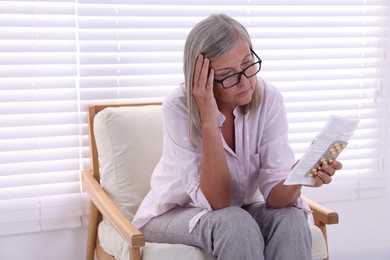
[93,105,328,260]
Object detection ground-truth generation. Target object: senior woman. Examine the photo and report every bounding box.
[133,14,342,260]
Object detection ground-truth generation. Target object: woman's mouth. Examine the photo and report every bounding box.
[237,89,249,97]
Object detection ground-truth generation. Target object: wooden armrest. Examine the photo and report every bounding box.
[304,196,339,225]
[303,196,338,260]
[82,169,145,249]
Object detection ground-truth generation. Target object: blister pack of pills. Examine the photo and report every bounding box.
[305,140,348,178]
[284,115,359,186]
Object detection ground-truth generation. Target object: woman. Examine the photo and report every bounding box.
[133,14,342,259]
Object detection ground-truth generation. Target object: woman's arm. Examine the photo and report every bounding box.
[193,55,232,209]
[266,181,302,208]
[200,121,232,209]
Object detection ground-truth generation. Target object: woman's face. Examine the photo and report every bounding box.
[210,39,256,114]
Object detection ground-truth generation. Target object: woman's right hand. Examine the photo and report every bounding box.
[192,54,219,126]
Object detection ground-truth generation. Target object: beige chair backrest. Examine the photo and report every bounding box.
[91,103,163,220]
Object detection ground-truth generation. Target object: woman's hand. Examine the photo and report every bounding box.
[192,54,219,125]
[312,160,343,187]
[268,160,343,208]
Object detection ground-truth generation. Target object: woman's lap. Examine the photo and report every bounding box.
[140,203,311,260]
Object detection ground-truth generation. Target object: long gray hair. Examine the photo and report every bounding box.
[183,14,261,142]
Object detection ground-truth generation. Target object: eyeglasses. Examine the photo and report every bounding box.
[214,49,262,89]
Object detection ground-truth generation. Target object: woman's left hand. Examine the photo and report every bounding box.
[312,160,343,187]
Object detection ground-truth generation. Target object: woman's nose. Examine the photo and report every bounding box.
[237,73,250,86]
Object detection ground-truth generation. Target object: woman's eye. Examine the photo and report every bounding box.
[222,71,233,78]
[242,61,252,67]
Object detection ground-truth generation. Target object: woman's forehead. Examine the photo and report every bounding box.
[211,40,251,70]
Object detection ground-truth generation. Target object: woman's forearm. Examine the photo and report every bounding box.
[199,122,232,210]
[266,180,302,208]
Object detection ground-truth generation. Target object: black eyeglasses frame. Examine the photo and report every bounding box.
[213,49,262,89]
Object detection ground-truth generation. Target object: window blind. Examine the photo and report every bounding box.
[0,0,89,236]
[0,0,388,236]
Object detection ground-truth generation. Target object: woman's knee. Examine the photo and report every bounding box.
[202,207,264,258]
[267,207,311,240]
[215,207,262,239]
[279,207,309,229]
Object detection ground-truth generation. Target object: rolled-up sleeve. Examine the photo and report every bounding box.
[257,88,296,200]
[161,98,213,212]
[258,134,295,199]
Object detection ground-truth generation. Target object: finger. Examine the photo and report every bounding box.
[199,57,210,90]
[322,164,335,177]
[312,178,324,187]
[206,68,214,93]
[193,54,204,89]
[331,160,343,170]
[316,171,332,185]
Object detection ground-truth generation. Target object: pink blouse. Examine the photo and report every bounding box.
[133,78,309,232]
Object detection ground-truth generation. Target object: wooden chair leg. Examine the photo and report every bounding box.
[86,202,100,260]
[315,220,330,260]
[130,246,141,260]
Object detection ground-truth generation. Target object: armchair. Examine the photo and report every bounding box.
[82,102,339,260]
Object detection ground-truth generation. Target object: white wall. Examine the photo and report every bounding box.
[326,195,390,260]
[0,227,88,260]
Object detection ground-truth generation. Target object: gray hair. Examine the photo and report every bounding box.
[183,14,261,142]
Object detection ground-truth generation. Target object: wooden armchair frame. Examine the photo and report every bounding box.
[82,102,339,260]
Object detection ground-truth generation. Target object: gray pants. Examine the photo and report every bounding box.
[140,202,312,260]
